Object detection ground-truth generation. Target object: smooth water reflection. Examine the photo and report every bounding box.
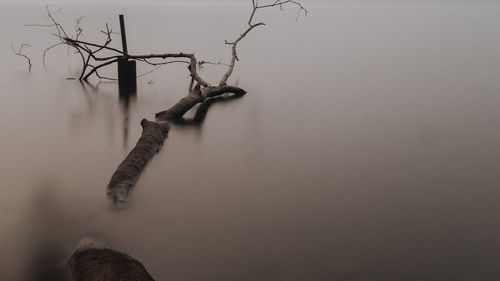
[118,81,137,148]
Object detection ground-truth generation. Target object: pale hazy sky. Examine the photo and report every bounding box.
[0,0,227,4]
[0,0,273,4]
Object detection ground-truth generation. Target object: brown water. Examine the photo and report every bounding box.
[1,1,500,280]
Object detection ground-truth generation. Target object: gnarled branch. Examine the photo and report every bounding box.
[155,84,246,121]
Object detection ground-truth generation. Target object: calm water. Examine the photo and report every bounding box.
[1,1,500,280]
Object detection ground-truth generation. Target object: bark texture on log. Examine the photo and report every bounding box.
[68,243,155,281]
[67,236,155,281]
[107,119,170,204]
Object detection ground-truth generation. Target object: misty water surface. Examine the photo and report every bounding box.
[1,1,500,280]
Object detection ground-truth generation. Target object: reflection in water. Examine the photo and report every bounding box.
[80,80,102,95]
[118,81,137,149]
[79,81,96,112]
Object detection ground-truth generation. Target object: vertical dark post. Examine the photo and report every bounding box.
[117,14,136,146]
[119,14,128,54]
[118,14,136,86]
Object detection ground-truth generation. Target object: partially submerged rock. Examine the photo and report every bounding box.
[67,235,155,281]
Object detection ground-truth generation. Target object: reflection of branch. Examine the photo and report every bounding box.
[11,43,32,70]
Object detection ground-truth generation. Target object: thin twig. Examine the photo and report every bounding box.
[198,60,230,67]
[219,0,306,86]
[137,66,161,78]
[26,1,305,85]
[11,43,32,70]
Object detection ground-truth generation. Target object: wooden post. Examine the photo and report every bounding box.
[119,14,128,54]
[118,14,136,86]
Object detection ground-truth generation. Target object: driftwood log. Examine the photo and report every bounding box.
[24,1,307,279]
[29,1,305,205]
[104,0,306,204]
[107,119,170,204]
[107,84,246,204]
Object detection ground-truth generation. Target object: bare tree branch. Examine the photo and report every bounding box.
[137,66,161,78]
[23,1,306,207]
[219,0,307,86]
[11,43,32,70]
[42,42,64,64]
[28,1,305,86]
[155,84,246,121]
[198,60,230,68]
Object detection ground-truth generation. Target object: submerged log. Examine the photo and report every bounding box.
[67,236,155,281]
[107,119,170,204]
[107,84,245,205]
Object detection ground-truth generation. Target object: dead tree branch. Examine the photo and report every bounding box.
[11,43,32,70]
[28,7,211,85]
[30,1,306,87]
[155,85,246,120]
[107,0,305,204]
[219,0,307,86]
[27,1,305,205]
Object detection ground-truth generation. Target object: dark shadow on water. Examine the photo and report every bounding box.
[73,80,136,149]
[23,183,71,281]
[27,244,69,281]
[80,80,102,95]
[79,81,96,112]
[119,82,137,149]
[22,182,154,280]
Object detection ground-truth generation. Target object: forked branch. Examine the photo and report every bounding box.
[219,0,307,86]
[29,1,306,87]
[11,43,32,70]
[25,1,306,206]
